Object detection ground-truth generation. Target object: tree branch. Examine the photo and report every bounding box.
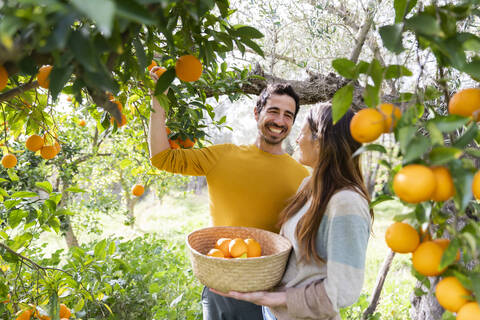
[350,11,374,63]
[0,81,39,102]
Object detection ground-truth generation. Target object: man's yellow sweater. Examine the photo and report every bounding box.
[150,144,309,233]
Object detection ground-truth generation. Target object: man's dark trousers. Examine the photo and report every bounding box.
[201,287,263,320]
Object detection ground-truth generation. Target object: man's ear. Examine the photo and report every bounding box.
[254,107,259,121]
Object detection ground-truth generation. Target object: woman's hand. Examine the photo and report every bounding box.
[209,288,287,308]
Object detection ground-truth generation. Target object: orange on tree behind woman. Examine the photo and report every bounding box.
[0,65,8,90]
[37,65,52,89]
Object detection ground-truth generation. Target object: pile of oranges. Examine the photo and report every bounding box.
[207,237,262,259]
[385,222,477,317]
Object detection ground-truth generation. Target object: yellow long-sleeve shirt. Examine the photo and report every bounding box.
[150,144,309,233]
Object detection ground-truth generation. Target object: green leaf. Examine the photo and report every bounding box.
[352,143,387,158]
[428,115,469,132]
[74,298,85,313]
[453,123,478,148]
[369,59,384,86]
[379,24,405,54]
[471,274,480,305]
[66,186,87,193]
[384,65,412,79]
[119,159,133,169]
[439,238,459,270]
[44,199,57,213]
[242,39,264,57]
[50,64,74,101]
[83,68,119,93]
[394,0,418,23]
[12,233,33,251]
[40,13,75,52]
[395,92,414,103]
[48,216,61,233]
[422,85,443,101]
[393,211,416,222]
[370,195,395,208]
[154,68,176,95]
[8,209,28,229]
[356,61,370,75]
[331,84,353,123]
[398,126,417,155]
[429,147,462,165]
[4,199,21,210]
[465,148,480,158]
[451,161,473,212]
[71,0,115,36]
[414,203,427,223]
[363,84,380,108]
[10,191,38,198]
[35,181,53,194]
[108,241,116,255]
[440,311,456,320]
[405,13,443,36]
[116,0,156,25]
[94,239,108,259]
[216,0,229,18]
[232,25,264,39]
[133,38,148,72]
[68,30,99,72]
[403,136,431,163]
[426,121,444,146]
[463,59,480,80]
[7,170,18,181]
[332,58,357,79]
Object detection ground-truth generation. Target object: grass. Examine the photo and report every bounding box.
[35,189,416,319]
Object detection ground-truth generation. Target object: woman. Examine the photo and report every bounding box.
[211,103,373,319]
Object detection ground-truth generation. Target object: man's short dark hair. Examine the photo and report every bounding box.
[255,83,300,121]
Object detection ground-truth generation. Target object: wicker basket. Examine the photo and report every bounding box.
[186,226,292,293]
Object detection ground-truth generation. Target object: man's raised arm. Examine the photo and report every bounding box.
[148,67,170,158]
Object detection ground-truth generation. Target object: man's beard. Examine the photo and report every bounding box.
[259,123,288,145]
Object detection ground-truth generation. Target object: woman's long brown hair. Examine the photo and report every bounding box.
[277,103,373,263]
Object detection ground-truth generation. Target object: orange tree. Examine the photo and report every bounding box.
[331,1,480,319]
[0,0,263,318]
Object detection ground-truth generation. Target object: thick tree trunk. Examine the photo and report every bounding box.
[410,277,443,320]
[64,216,79,248]
[126,196,138,223]
[59,178,80,248]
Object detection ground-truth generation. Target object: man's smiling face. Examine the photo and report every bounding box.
[255,94,296,145]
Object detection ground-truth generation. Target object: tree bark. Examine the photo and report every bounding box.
[59,178,79,248]
[64,215,79,248]
[410,277,443,320]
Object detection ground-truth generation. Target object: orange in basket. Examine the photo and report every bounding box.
[187,226,292,292]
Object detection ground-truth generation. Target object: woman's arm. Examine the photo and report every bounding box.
[208,289,286,308]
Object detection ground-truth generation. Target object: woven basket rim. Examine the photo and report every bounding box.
[186,226,292,259]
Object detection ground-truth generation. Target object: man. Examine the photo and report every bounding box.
[149,68,309,319]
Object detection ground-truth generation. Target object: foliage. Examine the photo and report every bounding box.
[330,0,480,315]
[1,235,202,319]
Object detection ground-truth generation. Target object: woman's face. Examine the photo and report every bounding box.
[296,121,319,167]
